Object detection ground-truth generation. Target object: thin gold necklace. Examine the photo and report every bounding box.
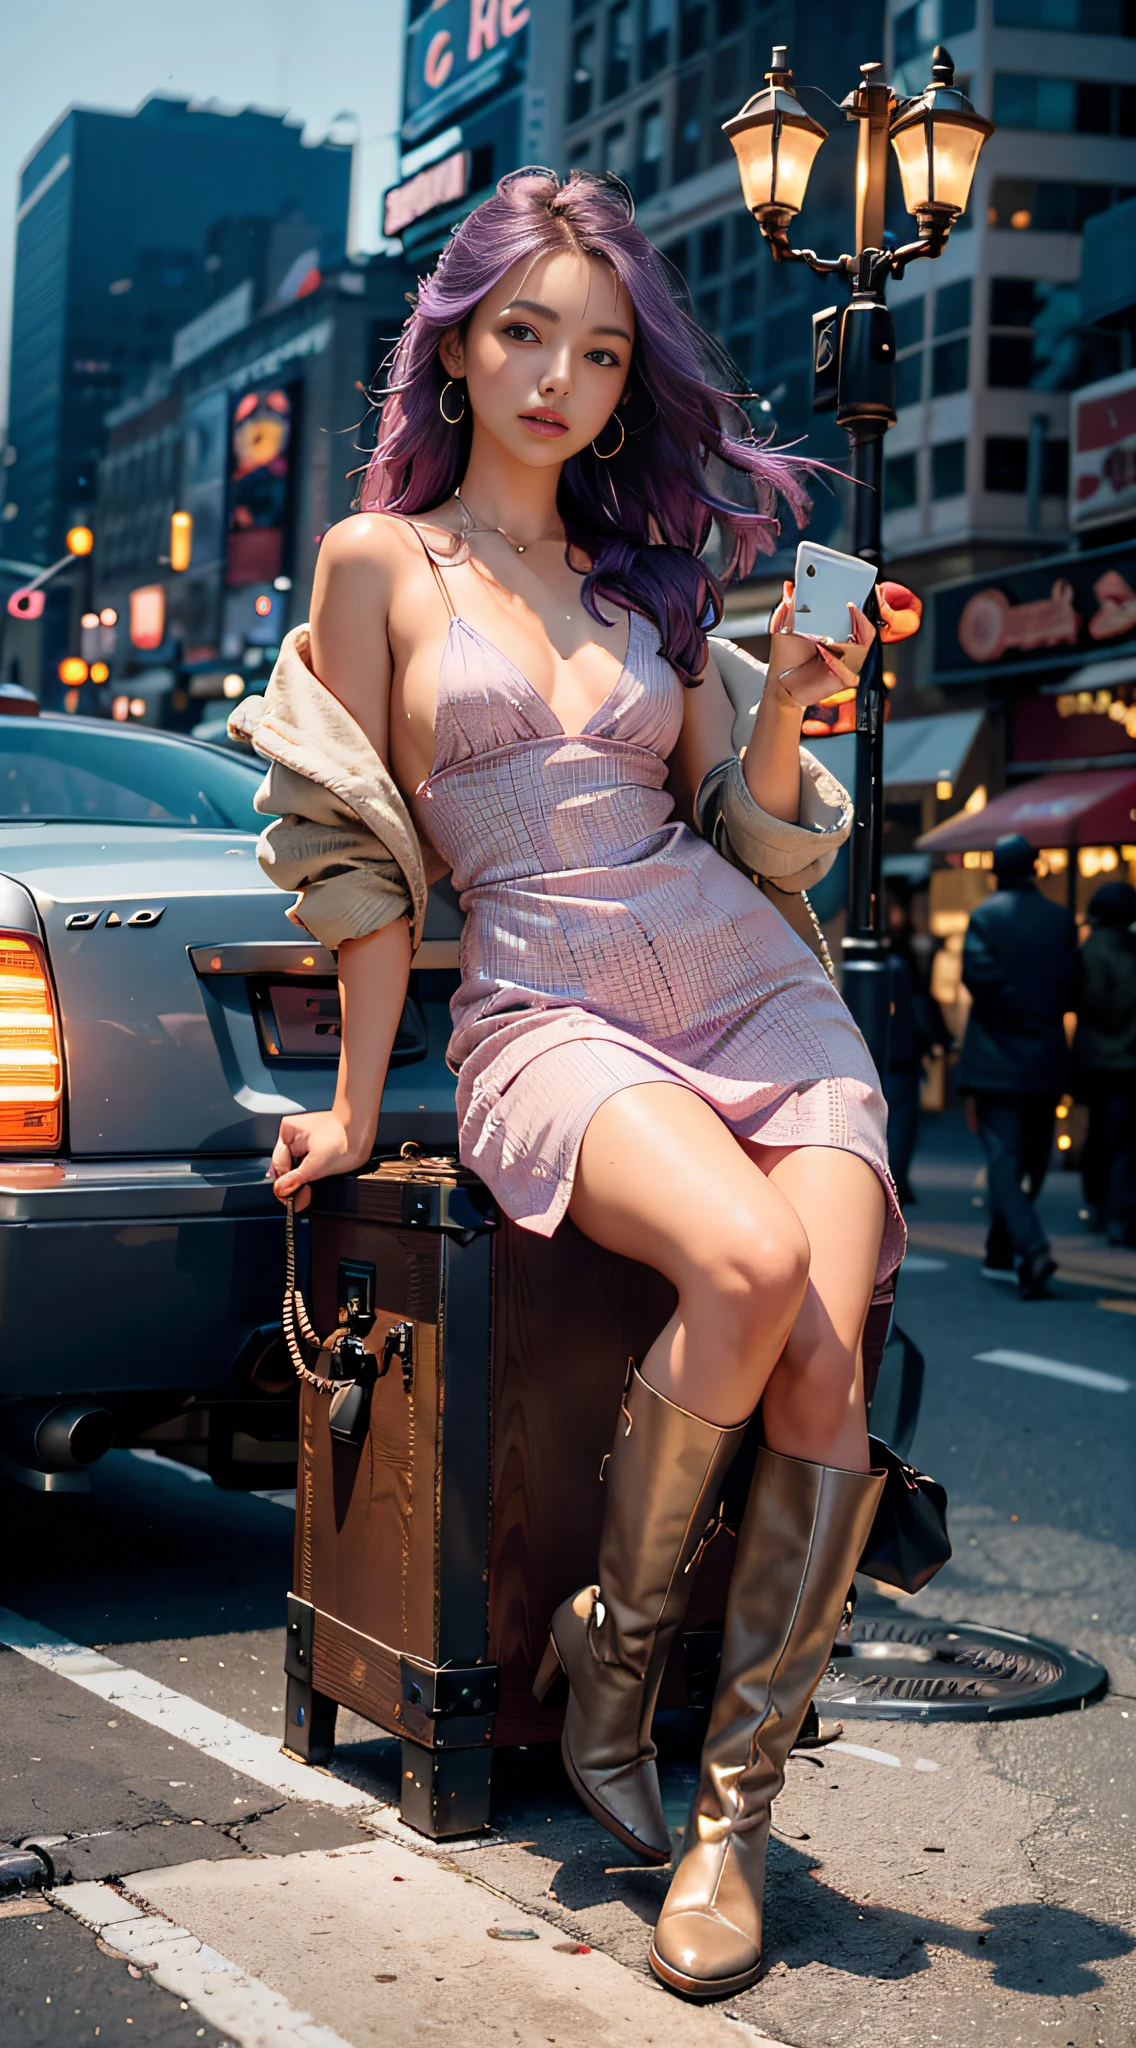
[452,487,562,557]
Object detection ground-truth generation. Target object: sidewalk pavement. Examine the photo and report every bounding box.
[52,1830,790,2048]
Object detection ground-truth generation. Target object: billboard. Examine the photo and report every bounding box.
[933,541,1136,684]
[225,384,297,589]
[1070,368,1136,534]
[403,0,530,144]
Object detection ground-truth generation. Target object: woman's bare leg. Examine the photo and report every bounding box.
[752,1143,887,1473]
[568,1083,811,1426]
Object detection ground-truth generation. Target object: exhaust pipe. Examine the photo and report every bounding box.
[33,1403,116,1471]
[1,1400,117,1479]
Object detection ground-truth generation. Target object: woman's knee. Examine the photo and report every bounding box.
[686,1208,810,1346]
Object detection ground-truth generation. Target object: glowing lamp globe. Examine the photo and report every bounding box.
[66,525,94,557]
[723,48,827,225]
[890,46,992,230]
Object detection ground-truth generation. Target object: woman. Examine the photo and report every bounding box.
[1072,879,1136,1244]
[256,169,903,2001]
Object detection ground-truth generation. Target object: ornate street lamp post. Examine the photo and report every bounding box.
[725,46,993,1067]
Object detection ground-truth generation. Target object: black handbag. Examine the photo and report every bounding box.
[860,1436,952,1594]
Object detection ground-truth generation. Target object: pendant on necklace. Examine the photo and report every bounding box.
[515,543,525,553]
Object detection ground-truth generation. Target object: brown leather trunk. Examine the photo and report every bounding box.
[284,1153,692,1838]
[284,1154,895,1840]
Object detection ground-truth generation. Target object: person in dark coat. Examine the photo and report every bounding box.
[1071,879,1136,1244]
[958,833,1079,1297]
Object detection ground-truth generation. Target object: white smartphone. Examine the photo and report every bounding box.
[790,541,878,644]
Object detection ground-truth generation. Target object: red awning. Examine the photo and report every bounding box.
[917,766,1136,853]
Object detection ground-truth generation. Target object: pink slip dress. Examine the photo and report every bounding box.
[408,535,905,1289]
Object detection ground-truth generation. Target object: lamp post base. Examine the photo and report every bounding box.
[841,934,891,1078]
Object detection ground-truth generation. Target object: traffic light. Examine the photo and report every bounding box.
[169,511,192,572]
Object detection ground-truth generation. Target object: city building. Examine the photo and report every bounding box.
[2,92,353,688]
[882,0,1136,590]
[384,0,568,266]
[915,193,1136,906]
[65,252,415,729]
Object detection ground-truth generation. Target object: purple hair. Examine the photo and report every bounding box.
[361,168,811,683]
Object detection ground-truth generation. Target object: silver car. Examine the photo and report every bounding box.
[0,704,460,1494]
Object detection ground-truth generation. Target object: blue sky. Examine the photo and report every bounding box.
[0,0,405,415]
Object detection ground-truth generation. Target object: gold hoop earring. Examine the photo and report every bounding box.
[591,413,625,460]
[439,379,466,425]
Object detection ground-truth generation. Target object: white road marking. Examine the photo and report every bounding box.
[828,1741,902,1768]
[902,1255,948,1273]
[52,1882,352,2048]
[974,1348,1131,1394]
[0,1608,374,1814]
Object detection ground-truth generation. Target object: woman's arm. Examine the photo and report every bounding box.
[672,584,874,821]
[308,514,400,755]
[269,514,411,1208]
[270,918,412,1208]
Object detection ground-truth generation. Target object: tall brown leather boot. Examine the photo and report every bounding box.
[649,1446,885,1996]
[533,1365,747,1864]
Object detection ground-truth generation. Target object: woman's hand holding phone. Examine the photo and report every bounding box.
[767,580,876,712]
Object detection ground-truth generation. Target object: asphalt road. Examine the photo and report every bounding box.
[1,1111,1134,2048]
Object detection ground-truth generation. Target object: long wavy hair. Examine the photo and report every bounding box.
[360,167,811,683]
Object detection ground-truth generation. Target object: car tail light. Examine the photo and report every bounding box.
[0,934,63,1150]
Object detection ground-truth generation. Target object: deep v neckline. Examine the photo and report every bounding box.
[448,610,640,742]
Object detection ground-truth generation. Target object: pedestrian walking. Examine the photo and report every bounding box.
[1072,879,1136,1245]
[958,832,1078,1298]
[258,171,903,2003]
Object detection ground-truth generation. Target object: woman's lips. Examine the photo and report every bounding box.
[520,412,569,438]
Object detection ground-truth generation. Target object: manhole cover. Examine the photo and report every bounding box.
[814,1615,1107,1721]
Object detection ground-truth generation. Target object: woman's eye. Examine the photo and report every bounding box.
[503,323,539,342]
[585,349,620,368]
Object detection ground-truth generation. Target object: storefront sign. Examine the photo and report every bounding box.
[384,149,469,238]
[1070,367,1136,533]
[934,543,1136,684]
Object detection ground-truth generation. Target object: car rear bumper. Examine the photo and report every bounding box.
[0,1156,287,1402]
[0,1155,281,1223]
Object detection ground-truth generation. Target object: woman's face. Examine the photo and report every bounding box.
[439,247,635,467]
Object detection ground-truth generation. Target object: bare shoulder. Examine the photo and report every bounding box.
[314,510,416,587]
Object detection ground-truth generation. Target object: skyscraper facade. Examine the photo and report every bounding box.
[4,96,352,574]
[881,0,1136,586]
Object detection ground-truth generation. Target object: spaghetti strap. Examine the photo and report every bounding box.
[404,517,459,621]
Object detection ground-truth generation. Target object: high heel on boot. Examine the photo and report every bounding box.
[532,1634,564,1705]
[649,1448,885,2000]
[534,1367,747,1866]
